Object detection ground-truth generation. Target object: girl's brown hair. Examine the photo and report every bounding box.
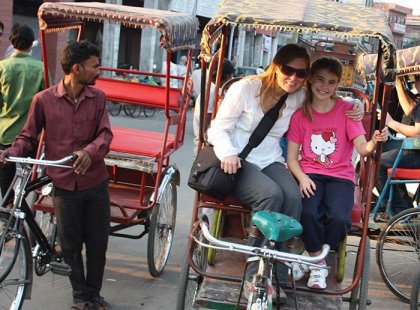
[253,44,310,99]
[303,56,342,120]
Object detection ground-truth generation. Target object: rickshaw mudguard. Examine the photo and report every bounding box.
[252,210,302,243]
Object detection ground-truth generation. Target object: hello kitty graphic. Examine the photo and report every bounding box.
[310,131,337,167]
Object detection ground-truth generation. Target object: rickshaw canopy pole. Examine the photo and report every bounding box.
[38,2,199,52]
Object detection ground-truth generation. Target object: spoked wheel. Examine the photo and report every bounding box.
[143,107,157,118]
[376,208,420,303]
[176,222,209,310]
[107,101,122,116]
[410,270,420,310]
[33,210,58,276]
[147,178,177,277]
[349,236,370,310]
[123,104,141,118]
[0,211,31,310]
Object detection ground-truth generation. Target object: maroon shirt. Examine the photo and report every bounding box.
[8,79,113,191]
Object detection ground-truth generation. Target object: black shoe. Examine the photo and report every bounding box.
[375,212,390,223]
[89,296,109,310]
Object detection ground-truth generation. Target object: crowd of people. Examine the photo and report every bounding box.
[0,19,418,309]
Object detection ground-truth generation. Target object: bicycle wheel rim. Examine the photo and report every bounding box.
[376,209,420,303]
[0,212,30,310]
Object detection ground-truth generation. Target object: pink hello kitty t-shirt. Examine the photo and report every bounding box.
[287,99,365,183]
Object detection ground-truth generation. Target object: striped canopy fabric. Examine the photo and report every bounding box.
[201,0,395,68]
[38,2,199,52]
[357,46,420,82]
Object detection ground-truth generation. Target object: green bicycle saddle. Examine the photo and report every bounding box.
[252,211,302,243]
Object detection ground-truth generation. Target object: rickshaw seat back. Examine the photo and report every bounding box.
[252,211,302,243]
[352,186,362,224]
[110,127,176,157]
[95,78,183,111]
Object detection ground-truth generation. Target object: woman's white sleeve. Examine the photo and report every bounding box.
[207,81,246,160]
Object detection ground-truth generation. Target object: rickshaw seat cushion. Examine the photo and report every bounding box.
[95,78,181,110]
[252,211,302,243]
[110,126,175,157]
[387,168,420,180]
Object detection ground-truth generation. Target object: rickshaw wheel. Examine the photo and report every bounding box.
[410,270,420,310]
[147,179,177,277]
[207,209,223,266]
[376,208,420,303]
[349,236,370,310]
[176,225,208,310]
[106,101,122,116]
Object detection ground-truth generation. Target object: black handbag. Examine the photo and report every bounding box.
[188,93,288,200]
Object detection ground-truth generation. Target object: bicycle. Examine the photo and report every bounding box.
[106,101,157,118]
[178,211,330,310]
[0,155,75,310]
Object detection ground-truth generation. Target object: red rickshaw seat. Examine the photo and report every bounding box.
[111,126,175,158]
[387,168,420,180]
[95,78,182,111]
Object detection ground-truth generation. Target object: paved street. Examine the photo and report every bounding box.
[22,109,409,310]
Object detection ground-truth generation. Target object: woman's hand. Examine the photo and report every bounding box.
[221,155,241,174]
[345,100,364,121]
[299,175,316,198]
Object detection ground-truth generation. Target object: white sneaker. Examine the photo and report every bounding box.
[307,264,328,289]
[291,262,310,281]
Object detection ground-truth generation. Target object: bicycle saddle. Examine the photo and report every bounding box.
[252,211,302,243]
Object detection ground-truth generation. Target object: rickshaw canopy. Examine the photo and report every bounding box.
[201,0,395,67]
[38,1,199,52]
[357,46,420,82]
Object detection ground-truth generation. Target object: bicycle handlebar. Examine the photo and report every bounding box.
[6,154,76,169]
[195,219,330,268]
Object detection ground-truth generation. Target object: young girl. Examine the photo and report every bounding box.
[286,57,388,290]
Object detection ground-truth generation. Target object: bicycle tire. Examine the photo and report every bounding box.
[143,107,157,118]
[107,101,122,116]
[376,208,420,303]
[123,104,141,118]
[410,270,420,310]
[0,211,31,310]
[176,223,208,310]
[349,236,370,310]
[147,178,177,277]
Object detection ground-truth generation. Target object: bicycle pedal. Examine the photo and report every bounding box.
[50,261,72,276]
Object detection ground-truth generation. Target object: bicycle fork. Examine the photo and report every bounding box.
[247,257,274,310]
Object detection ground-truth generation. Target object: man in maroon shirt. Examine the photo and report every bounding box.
[0,40,113,310]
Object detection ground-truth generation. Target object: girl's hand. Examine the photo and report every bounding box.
[299,175,316,198]
[372,127,389,144]
[345,100,364,121]
[221,155,241,174]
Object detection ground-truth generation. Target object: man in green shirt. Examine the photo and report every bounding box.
[0,23,44,196]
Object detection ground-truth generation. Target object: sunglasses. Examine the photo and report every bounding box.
[280,65,307,79]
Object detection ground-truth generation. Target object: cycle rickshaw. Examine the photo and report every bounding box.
[1,2,197,309]
[176,0,404,309]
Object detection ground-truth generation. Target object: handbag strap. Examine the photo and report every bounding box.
[238,93,289,159]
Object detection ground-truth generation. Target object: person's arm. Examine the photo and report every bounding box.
[7,95,44,157]
[395,76,416,116]
[286,141,315,198]
[82,93,113,164]
[384,113,420,137]
[353,127,388,157]
[207,81,245,174]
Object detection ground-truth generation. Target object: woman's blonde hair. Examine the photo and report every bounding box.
[303,56,342,120]
[251,44,310,99]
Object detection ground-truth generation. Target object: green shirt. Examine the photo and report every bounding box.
[0,51,44,145]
